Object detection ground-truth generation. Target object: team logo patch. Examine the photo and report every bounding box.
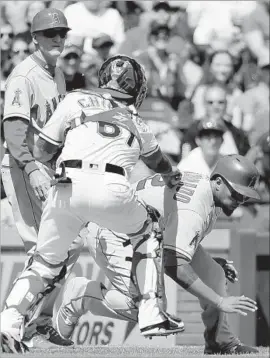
[50,12,61,25]
[12,89,22,107]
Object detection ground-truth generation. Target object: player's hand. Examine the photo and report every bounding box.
[213,257,238,283]
[162,167,182,189]
[29,170,51,202]
[217,295,257,316]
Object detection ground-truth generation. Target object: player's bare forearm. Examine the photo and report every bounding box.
[141,148,172,174]
[164,253,222,307]
[33,137,60,163]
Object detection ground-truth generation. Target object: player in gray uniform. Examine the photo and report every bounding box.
[1,8,81,348]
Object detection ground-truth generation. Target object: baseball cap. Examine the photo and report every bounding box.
[197,117,227,135]
[153,1,171,11]
[61,44,82,58]
[149,20,170,36]
[92,34,114,49]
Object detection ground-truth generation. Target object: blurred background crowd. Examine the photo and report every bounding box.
[1,0,269,226]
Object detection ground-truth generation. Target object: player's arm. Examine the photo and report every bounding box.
[141,148,172,174]
[33,137,60,163]
[33,98,71,163]
[165,252,223,306]
[3,76,40,175]
[141,148,181,188]
[164,211,257,315]
[138,118,182,188]
[163,210,223,306]
[3,118,39,175]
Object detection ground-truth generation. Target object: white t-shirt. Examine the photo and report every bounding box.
[64,2,125,53]
[177,147,215,176]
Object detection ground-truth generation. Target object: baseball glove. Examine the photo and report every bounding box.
[213,257,239,283]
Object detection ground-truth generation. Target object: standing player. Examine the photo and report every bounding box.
[1,8,81,347]
[56,155,259,355]
[0,55,184,353]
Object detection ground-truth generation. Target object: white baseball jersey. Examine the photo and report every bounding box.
[134,172,222,261]
[39,90,159,177]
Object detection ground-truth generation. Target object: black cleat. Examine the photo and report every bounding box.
[204,343,259,355]
[140,318,184,338]
[36,324,74,346]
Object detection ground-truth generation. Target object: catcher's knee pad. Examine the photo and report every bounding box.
[129,228,165,303]
[102,287,138,322]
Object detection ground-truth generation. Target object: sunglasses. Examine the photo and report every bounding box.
[13,49,30,55]
[42,29,68,39]
[229,187,248,204]
[64,53,80,60]
[206,100,226,105]
[1,32,14,39]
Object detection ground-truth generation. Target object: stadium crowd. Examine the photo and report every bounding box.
[1,0,269,225]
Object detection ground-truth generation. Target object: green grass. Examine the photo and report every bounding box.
[1,345,269,358]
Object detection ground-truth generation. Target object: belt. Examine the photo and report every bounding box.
[62,160,125,176]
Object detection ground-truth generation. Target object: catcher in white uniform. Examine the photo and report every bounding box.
[0,55,183,353]
[56,155,260,355]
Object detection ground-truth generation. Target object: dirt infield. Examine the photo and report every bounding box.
[1,345,269,358]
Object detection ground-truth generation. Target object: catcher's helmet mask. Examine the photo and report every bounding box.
[98,55,147,108]
[211,154,260,201]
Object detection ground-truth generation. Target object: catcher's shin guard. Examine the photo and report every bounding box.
[5,271,46,316]
[128,214,166,329]
[5,262,67,328]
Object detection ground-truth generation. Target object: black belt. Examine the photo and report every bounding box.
[62,160,125,176]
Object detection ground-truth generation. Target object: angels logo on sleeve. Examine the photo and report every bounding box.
[12,89,22,107]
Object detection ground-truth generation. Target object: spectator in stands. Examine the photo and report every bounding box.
[64,1,125,55]
[192,50,243,122]
[111,1,145,31]
[1,1,29,35]
[92,33,114,62]
[1,23,14,81]
[242,0,269,69]
[4,36,30,77]
[181,83,250,159]
[135,20,186,111]
[235,59,269,139]
[83,57,101,91]
[119,0,172,57]
[178,117,226,174]
[59,44,86,92]
[19,1,47,45]
[186,1,255,50]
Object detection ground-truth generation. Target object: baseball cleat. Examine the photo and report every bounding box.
[56,304,79,340]
[23,331,63,349]
[204,343,259,355]
[1,332,29,354]
[164,312,185,331]
[36,324,74,346]
[140,318,185,338]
